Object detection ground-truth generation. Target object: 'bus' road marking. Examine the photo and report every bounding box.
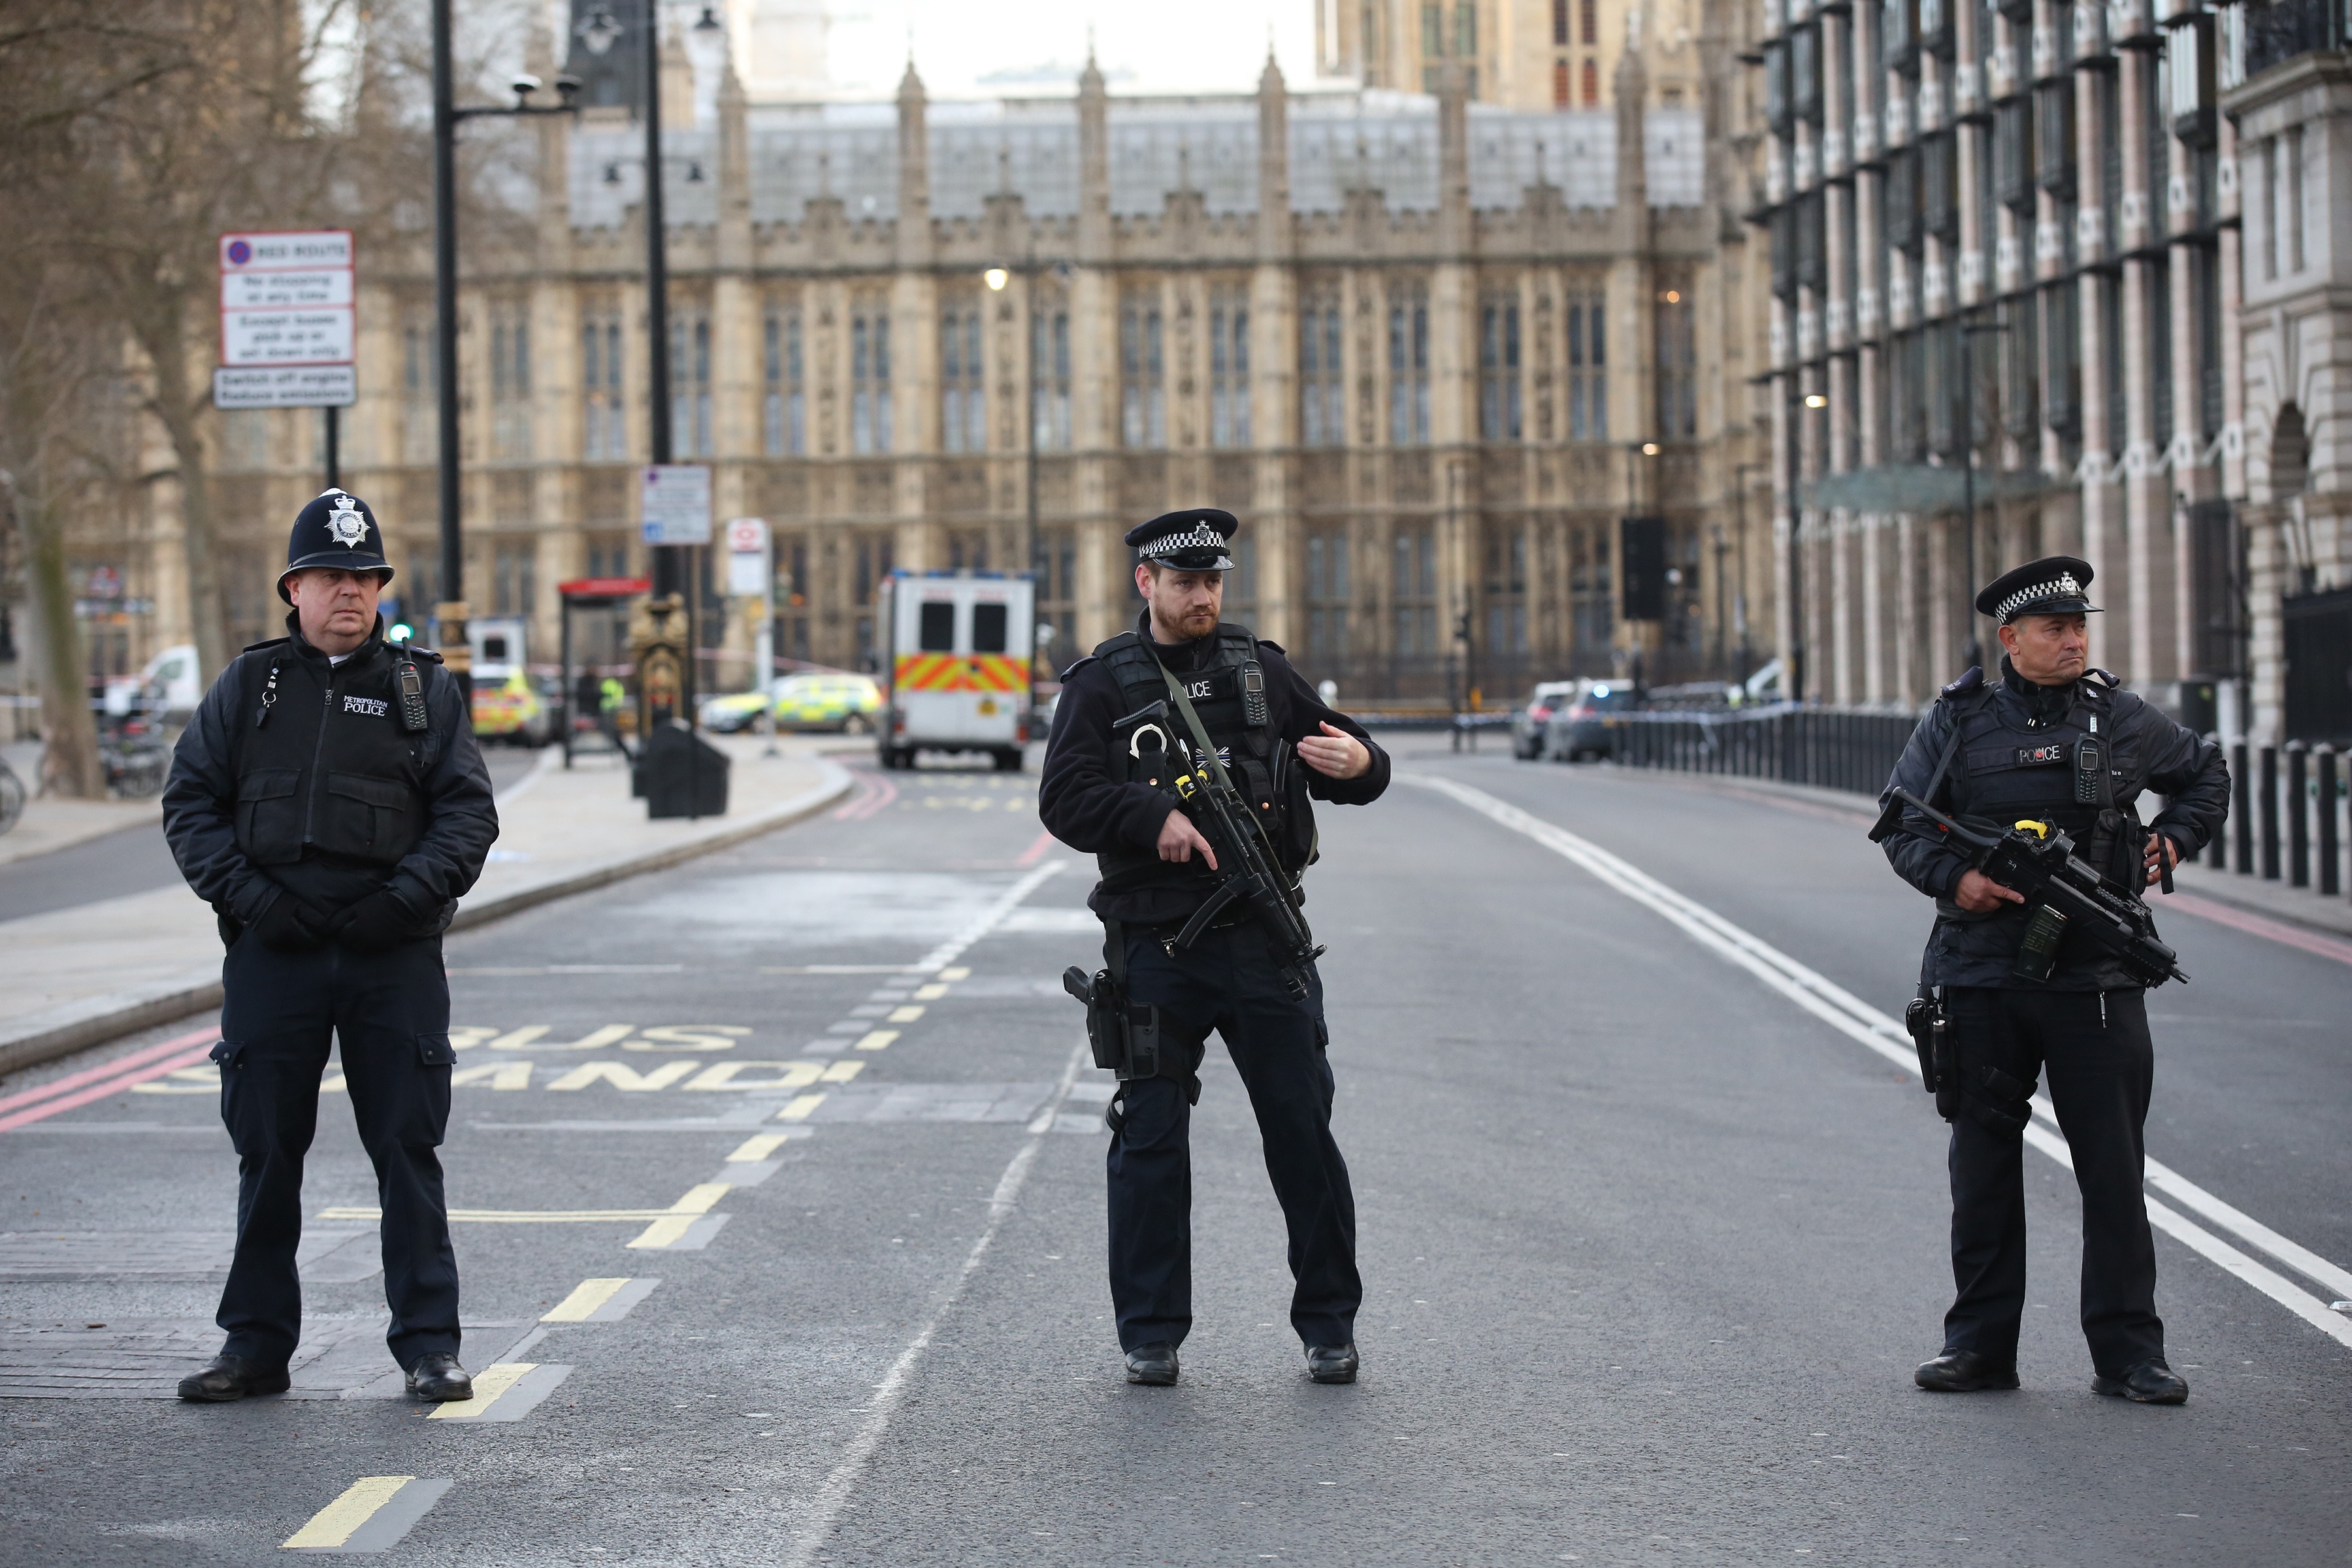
[776,1041,1089,1568]
[542,1277,661,1322]
[282,1477,450,1552]
[1413,772,2352,1352]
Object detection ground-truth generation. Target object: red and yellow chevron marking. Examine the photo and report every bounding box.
[894,652,1027,694]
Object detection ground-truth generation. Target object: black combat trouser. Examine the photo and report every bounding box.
[213,930,459,1372]
[1941,985,2164,1375]
[1106,923,1362,1352]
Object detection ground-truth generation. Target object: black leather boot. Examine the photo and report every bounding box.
[405,1352,474,1402]
[176,1353,291,1403]
[1123,1343,1179,1386]
[2093,1361,2188,1404]
[1914,1350,2019,1392]
[1305,1343,1360,1384]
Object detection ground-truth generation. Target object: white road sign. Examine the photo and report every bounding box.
[213,366,357,409]
[727,517,771,595]
[218,229,355,382]
[640,465,714,546]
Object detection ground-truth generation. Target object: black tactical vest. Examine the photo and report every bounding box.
[1945,672,2141,892]
[229,628,445,887]
[1090,623,1311,898]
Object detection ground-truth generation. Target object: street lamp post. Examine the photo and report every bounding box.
[430,0,577,703]
[1731,459,1764,683]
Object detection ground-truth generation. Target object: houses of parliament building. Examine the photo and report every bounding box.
[53,2,1769,710]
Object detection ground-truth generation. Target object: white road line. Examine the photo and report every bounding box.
[913,861,1066,973]
[1410,772,2352,1352]
[776,1039,1090,1568]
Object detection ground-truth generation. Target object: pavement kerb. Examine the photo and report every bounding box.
[0,760,855,1081]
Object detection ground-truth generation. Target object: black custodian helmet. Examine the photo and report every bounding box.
[278,488,394,603]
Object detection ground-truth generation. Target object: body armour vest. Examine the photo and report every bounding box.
[1090,624,1315,901]
[229,634,446,908]
[1943,672,2143,904]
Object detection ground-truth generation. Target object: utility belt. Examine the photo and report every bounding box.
[1061,918,1209,1118]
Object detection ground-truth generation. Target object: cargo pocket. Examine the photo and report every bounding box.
[410,1033,454,1145]
[210,1039,250,1141]
[416,1032,456,1067]
[234,769,303,864]
[323,773,420,865]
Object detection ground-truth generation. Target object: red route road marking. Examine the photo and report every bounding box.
[0,1024,220,1116]
[2166,889,2352,969]
[0,1030,221,1132]
[1015,827,1056,868]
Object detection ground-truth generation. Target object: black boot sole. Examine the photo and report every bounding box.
[176,1371,291,1402]
[1307,1367,1358,1384]
[1915,1368,2019,1393]
[2092,1375,2187,1405]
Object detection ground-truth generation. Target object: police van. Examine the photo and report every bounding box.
[875,571,1036,771]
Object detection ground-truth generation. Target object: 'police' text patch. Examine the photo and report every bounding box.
[2015,742,2068,766]
[344,695,389,718]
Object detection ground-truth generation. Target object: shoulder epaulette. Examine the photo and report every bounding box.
[2085,667,2121,689]
[1938,665,1985,699]
[241,635,291,654]
[398,645,445,664]
[1256,638,1287,656]
[1059,653,1098,679]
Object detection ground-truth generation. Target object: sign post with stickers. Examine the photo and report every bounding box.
[215,230,357,491]
[726,518,776,753]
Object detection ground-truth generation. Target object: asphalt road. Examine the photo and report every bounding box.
[2,745,2347,1566]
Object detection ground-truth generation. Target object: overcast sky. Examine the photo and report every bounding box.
[808,0,1324,99]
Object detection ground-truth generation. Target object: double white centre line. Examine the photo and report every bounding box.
[1411,772,2352,1350]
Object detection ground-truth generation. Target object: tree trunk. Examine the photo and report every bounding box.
[139,295,233,685]
[3,469,105,798]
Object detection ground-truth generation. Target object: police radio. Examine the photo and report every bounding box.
[393,656,431,734]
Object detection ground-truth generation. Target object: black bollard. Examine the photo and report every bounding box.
[2289,743,2310,888]
[2319,747,2340,898]
[2234,742,2254,874]
[2260,745,2281,881]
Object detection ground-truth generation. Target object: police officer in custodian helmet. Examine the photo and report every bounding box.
[161,489,498,1403]
[1875,556,2227,1404]
[1039,509,1390,1388]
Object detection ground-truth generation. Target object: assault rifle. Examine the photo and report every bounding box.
[1128,673,1326,1000]
[1887,789,2189,988]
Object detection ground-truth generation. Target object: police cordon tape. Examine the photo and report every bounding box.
[1406,772,2352,1351]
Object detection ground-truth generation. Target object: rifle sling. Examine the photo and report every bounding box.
[1154,661,1292,879]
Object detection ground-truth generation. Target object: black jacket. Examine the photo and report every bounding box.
[162,616,498,933]
[1039,621,1390,924]
[1878,661,2229,989]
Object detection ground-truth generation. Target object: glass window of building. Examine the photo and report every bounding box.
[581,308,624,461]
[1120,291,1166,449]
[490,301,531,461]
[1033,288,1073,451]
[1210,286,1252,448]
[940,302,985,453]
[1393,525,1437,659]
[1580,0,1596,44]
[403,313,439,466]
[1299,289,1344,448]
[1567,287,1607,442]
[1484,523,1528,663]
[852,301,892,455]
[1479,294,1522,442]
[1307,527,1352,669]
[1388,281,1431,446]
[668,308,713,458]
[1654,286,1697,438]
[1571,525,1612,655]
[765,306,805,457]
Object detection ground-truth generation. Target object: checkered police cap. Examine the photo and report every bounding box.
[1126,508,1238,572]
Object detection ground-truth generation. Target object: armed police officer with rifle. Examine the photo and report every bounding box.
[1874,556,2227,1405]
[1041,508,1390,1388]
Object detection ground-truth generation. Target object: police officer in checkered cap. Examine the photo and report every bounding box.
[1874,554,2228,1405]
[160,489,497,1406]
[1039,508,1391,1390]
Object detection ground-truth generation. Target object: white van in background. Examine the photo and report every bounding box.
[875,572,1036,771]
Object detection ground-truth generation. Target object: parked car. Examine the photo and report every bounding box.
[1510,681,1586,759]
[701,672,883,734]
[1543,680,1644,761]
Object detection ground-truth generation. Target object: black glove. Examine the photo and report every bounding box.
[250,892,332,953]
[329,889,422,953]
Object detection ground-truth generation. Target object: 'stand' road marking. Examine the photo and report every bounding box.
[282,1477,451,1552]
[1413,772,2352,1352]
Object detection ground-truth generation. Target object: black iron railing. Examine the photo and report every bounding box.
[1604,704,1921,796]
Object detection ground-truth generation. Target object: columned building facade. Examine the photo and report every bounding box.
[1753,0,2247,715]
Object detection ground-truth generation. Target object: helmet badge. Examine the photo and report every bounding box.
[323,491,368,549]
